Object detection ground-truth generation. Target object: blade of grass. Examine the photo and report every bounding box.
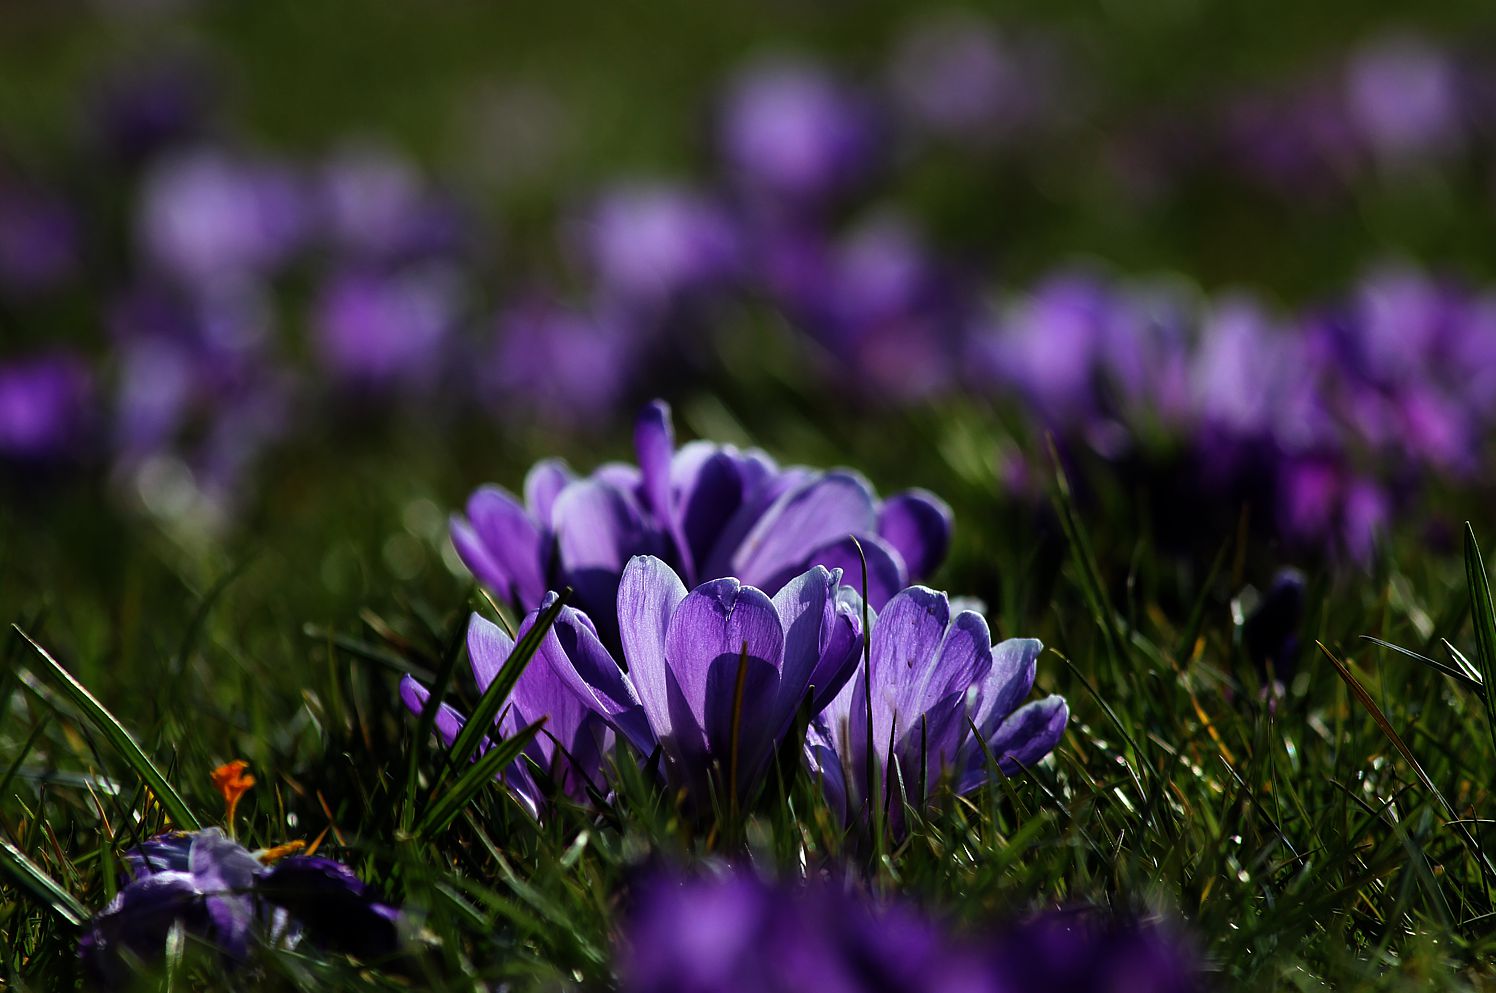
[1463,524,1496,757]
[13,627,200,831]
[417,719,544,840]
[0,836,87,927]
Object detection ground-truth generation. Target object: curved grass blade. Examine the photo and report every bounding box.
[1463,524,1496,757]
[446,591,569,776]
[417,718,544,840]
[1361,635,1483,692]
[0,836,88,927]
[13,626,200,831]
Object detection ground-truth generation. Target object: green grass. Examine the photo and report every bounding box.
[3,399,1496,990]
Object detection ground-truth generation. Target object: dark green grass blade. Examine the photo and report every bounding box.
[446,592,569,776]
[14,626,200,831]
[1361,635,1483,691]
[1463,524,1496,756]
[0,837,88,927]
[417,719,544,840]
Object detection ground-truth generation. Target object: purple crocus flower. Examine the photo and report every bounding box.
[1345,34,1463,163]
[0,185,79,296]
[137,148,309,285]
[573,182,741,315]
[618,868,1203,993]
[480,298,638,428]
[318,144,468,263]
[311,265,462,389]
[452,400,952,628]
[399,608,614,816]
[81,829,401,986]
[0,353,93,461]
[717,56,879,206]
[808,586,1066,820]
[538,555,863,802]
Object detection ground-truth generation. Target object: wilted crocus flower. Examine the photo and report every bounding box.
[574,182,741,315]
[618,868,1203,993]
[312,265,462,389]
[0,353,93,461]
[718,56,878,205]
[808,586,1066,821]
[399,608,614,816]
[80,828,400,987]
[137,147,309,285]
[453,400,950,632]
[540,555,863,802]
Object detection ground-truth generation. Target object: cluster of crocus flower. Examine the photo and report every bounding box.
[408,401,1064,819]
[80,828,402,987]
[616,867,1203,993]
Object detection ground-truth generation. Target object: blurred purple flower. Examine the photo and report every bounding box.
[1346,34,1463,162]
[618,868,1202,993]
[718,57,879,205]
[137,148,310,285]
[574,182,742,314]
[89,59,213,164]
[399,609,615,816]
[451,400,953,626]
[0,185,79,296]
[481,298,636,427]
[539,556,863,801]
[809,586,1065,821]
[312,265,462,389]
[318,144,469,263]
[0,353,93,461]
[1241,567,1306,683]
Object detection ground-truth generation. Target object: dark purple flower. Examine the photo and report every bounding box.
[0,353,92,461]
[81,829,401,986]
[718,57,878,205]
[312,265,461,389]
[573,182,741,314]
[137,148,309,285]
[983,906,1204,993]
[1241,567,1306,683]
[809,586,1066,820]
[400,608,615,816]
[452,400,953,623]
[0,185,79,296]
[540,555,863,801]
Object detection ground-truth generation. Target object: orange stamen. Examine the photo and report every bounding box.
[211,760,256,835]
[256,839,307,864]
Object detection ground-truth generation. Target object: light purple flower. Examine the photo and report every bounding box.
[137,148,309,285]
[573,182,741,313]
[400,607,614,817]
[480,299,637,428]
[452,400,953,624]
[318,143,468,263]
[809,586,1066,820]
[1346,34,1463,162]
[539,556,863,801]
[718,56,878,205]
[0,353,93,460]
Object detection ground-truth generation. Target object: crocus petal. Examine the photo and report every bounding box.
[807,584,865,712]
[616,555,688,748]
[805,718,848,823]
[524,458,575,521]
[81,871,206,984]
[664,578,785,778]
[770,565,835,734]
[535,594,653,756]
[975,638,1042,735]
[188,830,262,959]
[877,489,953,581]
[867,586,950,755]
[671,441,746,583]
[467,613,517,696]
[637,400,698,581]
[728,471,879,594]
[552,477,659,625]
[451,516,508,595]
[988,695,1068,778]
[801,533,907,609]
[399,675,468,748]
[464,485,550,607]
[898,610,991,785]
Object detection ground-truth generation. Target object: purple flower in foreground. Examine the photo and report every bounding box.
[808,586,1066,821]
[718,57,878,205]
[81,829,400,987]
[0,353,93,461]
[399,608,614,817]
[451,400,952,631]
[618,868,1202,993]
[540,556,863,801]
